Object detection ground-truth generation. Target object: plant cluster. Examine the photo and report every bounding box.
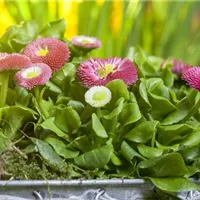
[0,19,200,194]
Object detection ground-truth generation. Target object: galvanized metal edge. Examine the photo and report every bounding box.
[0,179,149,186]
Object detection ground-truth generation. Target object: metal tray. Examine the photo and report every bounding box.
[0,179,200,200]
[0,179,154,200]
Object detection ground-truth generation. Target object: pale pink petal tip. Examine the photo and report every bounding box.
[77,57,138,88]
[71,35,101,49]
[0,53,32,72]
[23,37,70,72]
[15,63,52,90]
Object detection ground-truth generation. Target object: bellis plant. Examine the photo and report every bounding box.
[161,58,191,76]
[171,59,191,76]
[77,57,138,88]
[182,67,200,91]
[71,35,102,49]
[23,37,70,72]
[85,86,111,108]
[1,19,200,196]
[15,63,52,90]
[0,53,32,107]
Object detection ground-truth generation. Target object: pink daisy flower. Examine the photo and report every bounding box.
[161,58,191,76]
[23,38,70,72]
[71,35,101,49]
[171,59,191,75]
[77,57,138,88]
[182,67,200,91]
[15,63,52,90]
[0,53,32,71]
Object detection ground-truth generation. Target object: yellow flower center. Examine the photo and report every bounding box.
[93,91,106,101]
[81,39,90,44]
[26,71,40,78]
[36,47,49,56]
[96,64,114,78]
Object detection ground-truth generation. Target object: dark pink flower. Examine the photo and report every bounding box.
[23,38,70,72]
[71,35,101,49]
[171,59,191,75]
[161,58,191,75]
[77,57,138,88]
[182,67,200,91]
[0,53,32,72]
[15,63,52,90]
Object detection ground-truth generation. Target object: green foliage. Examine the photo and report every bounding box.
[1,18,200,195]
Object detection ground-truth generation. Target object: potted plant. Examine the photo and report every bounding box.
[0,19,200,200]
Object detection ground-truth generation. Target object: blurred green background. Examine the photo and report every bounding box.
[0,0,200,64]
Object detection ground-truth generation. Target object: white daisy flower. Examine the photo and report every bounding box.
[85,86,112,108]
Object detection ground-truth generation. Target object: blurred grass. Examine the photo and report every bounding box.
[0,0,200,64]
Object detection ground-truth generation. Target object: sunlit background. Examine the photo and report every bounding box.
[0,0,200,64]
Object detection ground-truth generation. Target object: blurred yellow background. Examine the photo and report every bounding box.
[0,0,200,64]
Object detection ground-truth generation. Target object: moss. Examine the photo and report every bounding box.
[1,150,109,180]
[2,150,58,180]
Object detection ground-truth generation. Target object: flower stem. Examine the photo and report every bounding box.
[0,71,9,107]
[34,87,49,119]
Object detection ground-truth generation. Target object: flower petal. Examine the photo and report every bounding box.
[182,67,200,91]
[85,86,112,107]
[71,35,101,49]
[23,37,70,72]
[77,57,138,88]
[15,63,52,90]
[0,53,32,72]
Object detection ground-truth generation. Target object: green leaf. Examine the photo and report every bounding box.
[180,128,200,147]
[161,97,189,125]
[80,104,96,123]
[157,124,194,145]
[0,106,37,139]
[0,131,10,153]
[138,153,189,177]
[39,18,66,38]
[92,113,108,138]
[138,79,151,108]
[14,86,32,106]
[45,138,79,159]
[179,146,200,161]
[134,50,157,77]
[149,177,200,192]
[67,100,84,114]
[103,97,124,119]
[155,141,179,151]
[124,121,158,143]
[45,81,62,93]
[40,117,69,141]
[74,145,113,169]
[51,63,76,88]
[144,78,176,118]
[31,138,64,169]
[120,141,145,162]
[161,66,176,88]
[111,153,123,166]
[149,93,176,118]
[106,79,129,106]
[137,144,163,159]
[119,102,142,126]
[68,135,92,153]
[54,106,81,134]
[0,20,39,52]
